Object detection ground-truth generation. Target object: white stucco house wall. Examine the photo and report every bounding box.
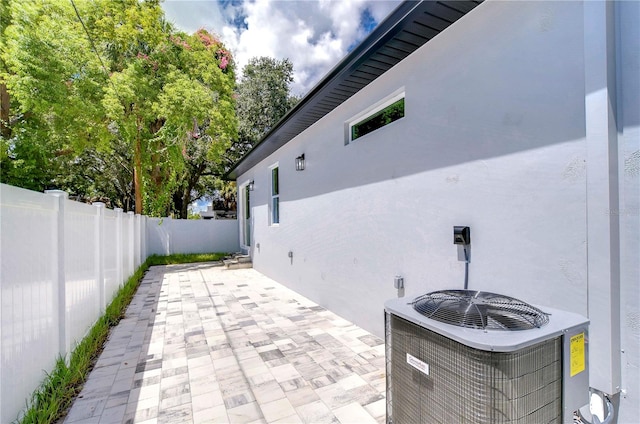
[227,0,639,421]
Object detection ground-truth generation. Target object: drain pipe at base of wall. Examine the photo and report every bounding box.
[577,389,615,424]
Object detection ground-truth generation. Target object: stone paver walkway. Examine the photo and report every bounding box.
[63,264,386,424]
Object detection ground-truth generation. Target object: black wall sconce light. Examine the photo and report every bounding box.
[248,180,255,191]
[295,154,305,171]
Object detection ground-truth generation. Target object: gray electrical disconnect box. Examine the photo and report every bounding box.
[394,276,404,289]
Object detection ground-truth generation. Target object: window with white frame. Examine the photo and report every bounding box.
[270,165,279,225]
[347,91,405,143]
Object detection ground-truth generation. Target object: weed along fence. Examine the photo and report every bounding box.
[0,183,239,423]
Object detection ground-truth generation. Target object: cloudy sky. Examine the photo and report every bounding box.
[161,0,402,96]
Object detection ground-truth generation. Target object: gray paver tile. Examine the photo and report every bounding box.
[295,399,337,423]
[227,401,263,423]
[192,405,227,424]
[104,391,130,410]
[364,398,386,419]
[129,382,160,402]
[286,386,321,409]
[64,397,107,422]
[109,377,133,395]
[157,402,192,424]
[114,366,136,382]
[159,392,191,410]
[189,374,220,397]
[132,405,158,422]
[333,401,379,424]
[125,395,159,414]
[253,380,287,405]
[134,417,159,424]
[98,404,127,424]
[260,397,297,422]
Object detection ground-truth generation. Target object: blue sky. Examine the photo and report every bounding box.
[161,0,401,96]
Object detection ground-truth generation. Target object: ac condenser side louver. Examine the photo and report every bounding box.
[385,290,589,424]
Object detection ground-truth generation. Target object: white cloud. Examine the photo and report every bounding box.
[162,0,401,96]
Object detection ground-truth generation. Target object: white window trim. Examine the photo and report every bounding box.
[268,163,280,226]
[345,88,405,145]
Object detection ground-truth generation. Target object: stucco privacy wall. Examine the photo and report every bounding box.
[237,0,639,421]
[146,217,239,255]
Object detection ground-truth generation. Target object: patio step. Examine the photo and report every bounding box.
[223,254,252,269]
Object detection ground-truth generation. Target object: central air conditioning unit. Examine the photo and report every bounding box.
[385,290,589,424]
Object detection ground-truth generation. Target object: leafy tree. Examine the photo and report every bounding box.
[57,140,135,210]
[213,179,237,211]
[1,0,12,140]
[97,16,237,217]
[230,56,299,166]
[215,56,299,211]
[1,0,111,191]
[159,29,236,218]
[1,0,236,217]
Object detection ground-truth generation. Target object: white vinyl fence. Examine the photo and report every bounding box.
[0,184,239,423]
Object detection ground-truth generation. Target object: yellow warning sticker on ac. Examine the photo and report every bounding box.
[570,333,585,377]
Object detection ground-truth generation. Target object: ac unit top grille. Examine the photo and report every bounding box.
[411,290,549,330]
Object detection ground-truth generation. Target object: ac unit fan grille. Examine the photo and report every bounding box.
[411,290,549,330]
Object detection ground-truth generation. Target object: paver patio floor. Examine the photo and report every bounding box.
[62,263,386,424]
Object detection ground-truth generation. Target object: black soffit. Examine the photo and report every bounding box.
[226,0,483,180]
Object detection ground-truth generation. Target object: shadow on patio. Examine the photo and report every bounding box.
[62,264,386,424]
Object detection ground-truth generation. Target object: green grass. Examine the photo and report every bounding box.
[17,252,228,424]
[145,252,227,266]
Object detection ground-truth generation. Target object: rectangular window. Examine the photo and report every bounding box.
[243,183,251,246]
[270,166,279,225]
[348,92,405,143]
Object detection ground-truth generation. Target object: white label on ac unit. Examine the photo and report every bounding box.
[406,353,429,376]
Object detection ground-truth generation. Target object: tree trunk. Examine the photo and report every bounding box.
[0,83,10,139]
[179,164,206,219]
[180,188,189,219]
[134,122,143,214]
